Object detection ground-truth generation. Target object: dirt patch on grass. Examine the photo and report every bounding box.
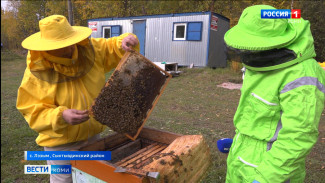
[217,82,242,90]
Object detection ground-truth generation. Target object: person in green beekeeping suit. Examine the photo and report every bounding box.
[224,5,325,183]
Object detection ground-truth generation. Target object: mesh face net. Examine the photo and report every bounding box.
[226,46,297,68]
[30,42,95,83]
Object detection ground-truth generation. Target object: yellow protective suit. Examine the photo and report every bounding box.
[17,33,139,147]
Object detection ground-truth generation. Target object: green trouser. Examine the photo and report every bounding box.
[226,133,306,183]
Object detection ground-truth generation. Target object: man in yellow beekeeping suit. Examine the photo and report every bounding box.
[17,15,139,183]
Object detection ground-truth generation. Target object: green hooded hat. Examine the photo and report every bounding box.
[224,5,316,71]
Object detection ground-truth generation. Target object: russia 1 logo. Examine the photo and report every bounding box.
[291,9,301,19]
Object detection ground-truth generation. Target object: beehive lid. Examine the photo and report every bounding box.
[90,51,172,140]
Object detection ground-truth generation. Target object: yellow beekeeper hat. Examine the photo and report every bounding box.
[21,15,92,51]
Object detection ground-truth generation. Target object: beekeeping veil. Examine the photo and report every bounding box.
[27,40,95,83]
[224,5,316,71]
[21,15,94,83]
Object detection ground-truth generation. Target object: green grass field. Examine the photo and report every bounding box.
[1,50,324,182]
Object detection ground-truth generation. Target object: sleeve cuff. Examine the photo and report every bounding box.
[57,106,69,127]
[116,33,140,54]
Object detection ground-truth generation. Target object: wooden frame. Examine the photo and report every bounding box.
[91,51,172,141]
[122,52,172,140]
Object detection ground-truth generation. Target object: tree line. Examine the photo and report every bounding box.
[1,0,324,61]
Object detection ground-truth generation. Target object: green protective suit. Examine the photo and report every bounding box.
[225,8,325,183]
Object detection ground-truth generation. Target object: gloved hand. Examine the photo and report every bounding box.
[252,180,260,183]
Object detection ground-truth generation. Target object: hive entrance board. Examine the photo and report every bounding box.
[91,51,172,140]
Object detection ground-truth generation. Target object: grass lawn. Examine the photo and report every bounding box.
[1,50,325,182]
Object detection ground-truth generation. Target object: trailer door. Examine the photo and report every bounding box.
[133,20,146,56]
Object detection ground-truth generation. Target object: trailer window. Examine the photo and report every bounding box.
[173,23,187,40]
[173,22,202,41]
[103,27,111,38]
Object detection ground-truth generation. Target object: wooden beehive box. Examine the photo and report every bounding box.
[71,127,211,183]
[90,51,172,140]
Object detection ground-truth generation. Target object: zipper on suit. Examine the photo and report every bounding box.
[238,156,258,168]
[78,79,91,142]
[230,132,241,154]
[251,93,278,106]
